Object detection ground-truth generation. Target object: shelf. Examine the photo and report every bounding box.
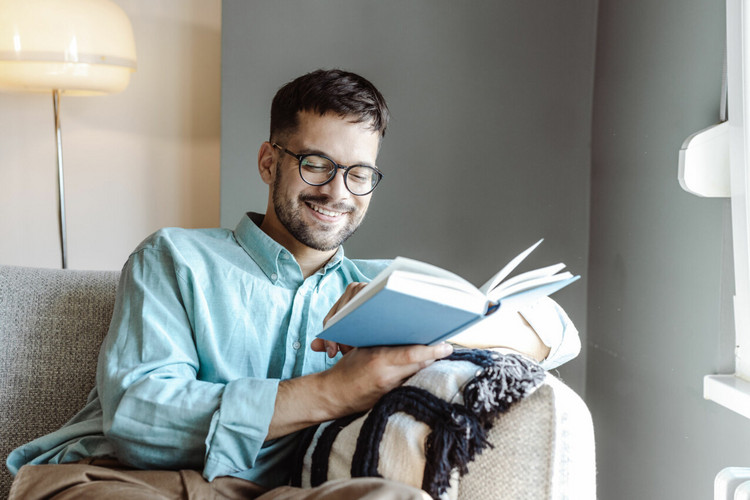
[704,374,750,419]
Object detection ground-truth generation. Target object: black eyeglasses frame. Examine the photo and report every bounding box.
[271,143,383,196]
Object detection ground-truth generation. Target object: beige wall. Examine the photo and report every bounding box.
[0,0,222,270]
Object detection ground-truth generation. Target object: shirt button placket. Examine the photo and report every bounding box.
[288,285,313,376]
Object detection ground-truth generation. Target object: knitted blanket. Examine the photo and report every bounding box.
[290,349,546,500]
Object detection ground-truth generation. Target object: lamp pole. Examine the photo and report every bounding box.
[52,89,67,269]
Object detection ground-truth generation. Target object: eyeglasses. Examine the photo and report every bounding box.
[272,143,383,196]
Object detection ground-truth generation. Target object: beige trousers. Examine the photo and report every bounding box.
[9,458,430,500]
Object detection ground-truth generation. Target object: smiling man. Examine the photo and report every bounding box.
[260,109,380,272]
[6,69,580,500]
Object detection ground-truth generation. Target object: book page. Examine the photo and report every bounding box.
[478,239,544,295]
[488,271,574,302]
[387,270,486,300]
[488,263,566,295]
[382,257,478,289]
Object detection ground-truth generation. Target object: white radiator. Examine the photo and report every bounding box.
[716,468,750,500]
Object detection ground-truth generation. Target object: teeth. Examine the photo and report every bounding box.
[309,204,343,217]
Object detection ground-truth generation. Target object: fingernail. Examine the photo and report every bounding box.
[327,346,335,358]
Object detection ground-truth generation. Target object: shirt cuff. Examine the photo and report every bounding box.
[518,297,581,370]
[203,377,280,480]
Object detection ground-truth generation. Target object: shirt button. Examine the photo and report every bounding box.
[292,341,301,350]
[270,273,278,281]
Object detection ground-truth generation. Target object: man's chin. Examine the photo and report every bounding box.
[304,231,350,252]
[298,224,358,252]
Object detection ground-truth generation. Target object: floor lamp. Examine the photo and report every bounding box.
[0,0,137,269]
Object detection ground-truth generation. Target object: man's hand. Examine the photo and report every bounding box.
[267,343,452,440]
[318,342,453,415]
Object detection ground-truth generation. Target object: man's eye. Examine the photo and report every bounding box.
[301,157,328,168]
[348,168,373,183]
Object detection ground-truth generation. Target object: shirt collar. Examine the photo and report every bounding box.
[234,212,345,283]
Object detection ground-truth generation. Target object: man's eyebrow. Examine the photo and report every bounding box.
[297,147,375,167]
[296,146,328,156]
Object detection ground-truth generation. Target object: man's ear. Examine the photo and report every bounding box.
[258,142,276,185]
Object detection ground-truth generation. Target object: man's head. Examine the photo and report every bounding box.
[269,69,390,146]
[258,69,389,260]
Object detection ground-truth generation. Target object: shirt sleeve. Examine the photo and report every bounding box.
[518,297,581,370]
[97,245,279,481]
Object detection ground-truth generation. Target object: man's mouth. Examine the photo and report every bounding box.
[306,202,347,218]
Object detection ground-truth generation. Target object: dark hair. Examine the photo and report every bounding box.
[270,69,390,142]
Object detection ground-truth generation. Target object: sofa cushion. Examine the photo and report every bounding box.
[0,266,119,498]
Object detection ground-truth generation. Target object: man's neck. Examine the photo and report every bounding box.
[294,247,337,279]
[258,215,338,279]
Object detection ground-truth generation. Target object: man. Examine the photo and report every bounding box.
[7,69,579,499]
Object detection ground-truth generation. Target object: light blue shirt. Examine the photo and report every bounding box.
[6,213,580,487]
[6,213,389,487]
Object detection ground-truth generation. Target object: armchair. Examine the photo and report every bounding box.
[0,265,596,499]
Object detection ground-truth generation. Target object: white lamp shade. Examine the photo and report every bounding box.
[0,0,137,95]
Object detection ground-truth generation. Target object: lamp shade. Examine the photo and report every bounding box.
[0,0,136,95]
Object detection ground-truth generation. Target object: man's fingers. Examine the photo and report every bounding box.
[311,338,355,358]
[398,342,453,365]
[373,343,454,381]
[324,340,339,357]
[311,338,341,357]
[311,338,325,352]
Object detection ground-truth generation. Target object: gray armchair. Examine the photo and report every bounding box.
[0,265,596,499]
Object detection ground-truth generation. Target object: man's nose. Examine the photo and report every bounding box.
[318,168,350,199]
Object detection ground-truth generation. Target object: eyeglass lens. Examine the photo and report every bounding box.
[300,155,378,195]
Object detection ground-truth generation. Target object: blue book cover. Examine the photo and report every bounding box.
[316,240,579,347]
[318,286,486,347]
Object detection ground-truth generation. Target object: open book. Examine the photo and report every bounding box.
[317,239,579,347]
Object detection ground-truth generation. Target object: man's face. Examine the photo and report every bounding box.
[268,111,381,252]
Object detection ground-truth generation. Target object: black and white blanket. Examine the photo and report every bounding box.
[290,349,546,500]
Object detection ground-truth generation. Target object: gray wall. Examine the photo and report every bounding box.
[220,0,597,394]
[220,0,750,497]
[588,0,750,498]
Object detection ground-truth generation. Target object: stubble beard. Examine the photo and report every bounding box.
[272,167,364,252]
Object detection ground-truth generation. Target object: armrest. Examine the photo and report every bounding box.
[457,374,596,500]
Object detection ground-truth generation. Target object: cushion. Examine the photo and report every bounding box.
[289,349,546,500]
[0,266,119,499]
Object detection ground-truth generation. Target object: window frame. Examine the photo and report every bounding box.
[703,0,750,418]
